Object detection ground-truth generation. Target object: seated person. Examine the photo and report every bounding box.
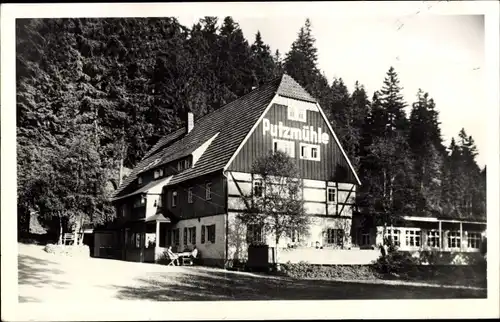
[166,246,180,266]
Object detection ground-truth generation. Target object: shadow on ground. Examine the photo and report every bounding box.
[18,254,70,302]
[109,268,487,301]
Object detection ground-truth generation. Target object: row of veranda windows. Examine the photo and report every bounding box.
[385,229,482,249]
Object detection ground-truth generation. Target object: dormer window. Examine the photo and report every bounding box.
[177,158,192,172]
[153,168,164,179]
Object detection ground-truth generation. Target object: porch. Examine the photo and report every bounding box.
[123,213,174,263]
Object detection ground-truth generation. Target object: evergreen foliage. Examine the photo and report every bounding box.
[16,17,486,240]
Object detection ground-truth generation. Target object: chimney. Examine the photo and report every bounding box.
[187,112,194,133]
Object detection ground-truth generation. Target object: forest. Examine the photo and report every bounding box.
[16,17,486,238]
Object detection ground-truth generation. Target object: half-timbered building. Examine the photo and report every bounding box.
[95,74,486,267]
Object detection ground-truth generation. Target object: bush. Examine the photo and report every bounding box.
[372,243,419,276]
[280,261,379,280]
[44,244,90,257]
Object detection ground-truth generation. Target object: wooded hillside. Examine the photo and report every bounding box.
[16,17,486,237]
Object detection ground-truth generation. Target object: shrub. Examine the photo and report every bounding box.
[280,261,379,280]
[372,243,419,276]
[44,244,90,257]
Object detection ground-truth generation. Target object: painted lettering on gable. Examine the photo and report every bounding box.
[262,118,329,145]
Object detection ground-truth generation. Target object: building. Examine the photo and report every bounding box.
[94,74,486,267]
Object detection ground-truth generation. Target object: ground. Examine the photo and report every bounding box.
[18,243,486,302]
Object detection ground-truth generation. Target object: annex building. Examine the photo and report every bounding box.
[95,74,486,267]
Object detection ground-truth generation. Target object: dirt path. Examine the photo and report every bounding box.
[18,244,486,303]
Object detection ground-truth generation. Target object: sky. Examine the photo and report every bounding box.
[177,13,486,168]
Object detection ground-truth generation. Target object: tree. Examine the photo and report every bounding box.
[250,31,275,86]
[358,68,416,239]
[284,18,320,94]
[408,89,445,215]
[237,151,309,267]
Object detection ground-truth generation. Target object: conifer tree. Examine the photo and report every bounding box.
[250,31,275,86]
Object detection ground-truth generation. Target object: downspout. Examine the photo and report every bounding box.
[222,170,229,268]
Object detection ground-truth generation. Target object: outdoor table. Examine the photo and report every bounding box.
[177,252,193,266]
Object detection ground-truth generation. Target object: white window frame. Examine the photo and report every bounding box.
[404,228,422,249]
[273,138,295,157]
[466,231,481,250]
[325,228,344,246]
[288,105,307,122]
[426,230,440,248]
[327,187,337,204]
[253,180,263,197]
[205,182,212,200]
[447,230,461,250]
[187,187,193,204]
[386,228,401,247]
[172,191,178,207]
[299,143,320,161]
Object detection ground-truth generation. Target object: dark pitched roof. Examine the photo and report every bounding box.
[112,74,349,199]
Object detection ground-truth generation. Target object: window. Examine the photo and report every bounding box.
[183,227,188,246]
[405,229,421,247]
[120,204,126,217]
[184,159,191,169]
[253,180,263,197]
[201,225,206,244]
[133,196,145,208]
[205,182,212,200]
[327,187,336,204]
[386,229,400,246]
[288,105,307,122]
[207,224,216,243]
[128,232,142,249]
[467,232,481,249]
[273,139,295,157]
[246,223,264,244]
[188,227,196,244]
[153,168,163,178]
[325,228,344,246]
[427,230,440,248]
[173,228,180,246]
[288,229,300,243]
[359,229,370,246]
[300,143,321,161]
[188,187,193,204]
[177,161,182,171]
[448,231,461,249]
[137,176,142,185]
[172,191,178,207]
[135,233,141,248]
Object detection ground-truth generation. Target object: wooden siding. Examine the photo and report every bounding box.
[228,103,357,183]
[163,172,226,219]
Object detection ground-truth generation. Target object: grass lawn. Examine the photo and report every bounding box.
[18,243,486,303]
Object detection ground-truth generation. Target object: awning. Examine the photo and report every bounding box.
[144,213,171,223]
[111,176,172,201]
